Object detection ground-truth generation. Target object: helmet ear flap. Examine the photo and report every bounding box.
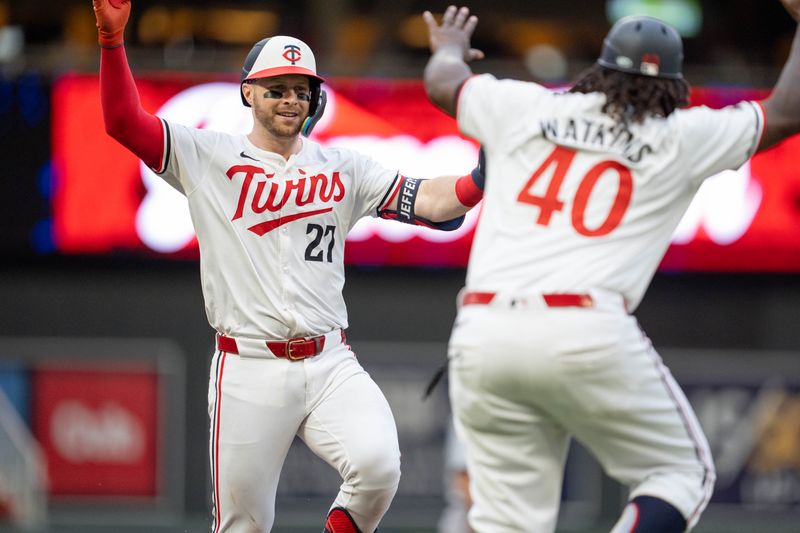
[308,81,321,116]
[302,85,327,137]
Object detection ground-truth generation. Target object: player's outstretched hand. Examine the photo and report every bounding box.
[782,0,800,22]
[93,0,131,48]
[423,5,484,62]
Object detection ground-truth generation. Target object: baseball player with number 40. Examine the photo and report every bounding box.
[424,3,800,533]
[92,1,486,532]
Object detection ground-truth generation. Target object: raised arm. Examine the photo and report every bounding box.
[93,0,164,169]
[422,6,484,118]
[759,0,800,151]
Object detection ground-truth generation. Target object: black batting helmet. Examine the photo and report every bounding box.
[240,35,325,117]
[597,16,683,79]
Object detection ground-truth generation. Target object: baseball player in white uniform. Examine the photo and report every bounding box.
[92,1,485,532]
[423,4,800,533]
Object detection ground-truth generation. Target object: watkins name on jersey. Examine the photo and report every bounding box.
[540,117,654,164]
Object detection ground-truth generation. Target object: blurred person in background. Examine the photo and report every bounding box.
[423,2,800,533]
[91,0,484,531]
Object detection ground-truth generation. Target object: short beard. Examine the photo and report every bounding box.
[254,107,304,139]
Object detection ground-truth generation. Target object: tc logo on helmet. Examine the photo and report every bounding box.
[283,45,302,64]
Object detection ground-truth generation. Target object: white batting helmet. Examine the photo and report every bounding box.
[240,35,325,108]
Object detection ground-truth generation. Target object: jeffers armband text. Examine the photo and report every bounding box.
[379,175,464,231]
[398,177,420,224]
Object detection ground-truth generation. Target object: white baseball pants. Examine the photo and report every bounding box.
[207,331,401,532]
[448,290,715,533]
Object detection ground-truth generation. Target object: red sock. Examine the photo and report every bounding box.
[324,507,361,533]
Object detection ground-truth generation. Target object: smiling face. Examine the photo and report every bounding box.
[243,74,312,139]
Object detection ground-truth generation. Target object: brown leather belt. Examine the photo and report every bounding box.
[461,291,594,308]
[217,331,344,360]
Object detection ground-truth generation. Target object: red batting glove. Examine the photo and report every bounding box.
[93,0,131,48]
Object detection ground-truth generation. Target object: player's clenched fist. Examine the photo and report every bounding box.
[92,0,131,48]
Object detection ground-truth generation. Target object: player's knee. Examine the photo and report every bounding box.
[346,447,401,493]
[362,451,401,492]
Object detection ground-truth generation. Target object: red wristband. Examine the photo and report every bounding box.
[455,173,483,207]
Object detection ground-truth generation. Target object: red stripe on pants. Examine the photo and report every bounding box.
[213,352,228,533]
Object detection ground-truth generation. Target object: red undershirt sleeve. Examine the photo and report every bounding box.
[100,46,165,170]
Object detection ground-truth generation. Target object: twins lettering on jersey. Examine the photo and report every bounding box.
[226,164,345,236]
[540,117,654,163]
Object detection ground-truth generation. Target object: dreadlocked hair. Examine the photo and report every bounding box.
[570,64,690,124]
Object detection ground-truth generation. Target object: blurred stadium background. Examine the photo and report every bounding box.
[1,0,799,531]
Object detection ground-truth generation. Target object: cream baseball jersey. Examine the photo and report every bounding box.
[153,120,399,338]
[457,74,764,310]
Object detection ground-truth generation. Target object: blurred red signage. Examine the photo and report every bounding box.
[31,364,158,497]
[51,74,800,271]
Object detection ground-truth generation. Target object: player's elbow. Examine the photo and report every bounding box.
[758,98,800,151]
[103,113,126,141]
[768,120,800,147]
[103,121,120,140]
[777,115,800,139]
[424,58,467,117]
[423,72,453,115]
